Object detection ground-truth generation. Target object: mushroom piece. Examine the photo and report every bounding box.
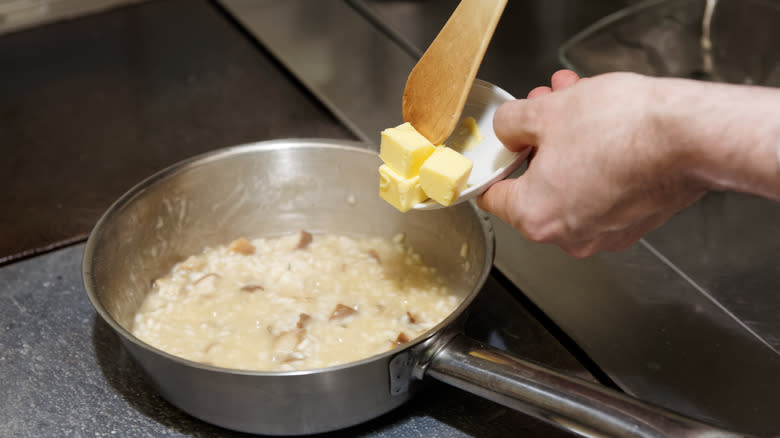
[240,284,264,292]
[297,313,311,329]
[295,230,313,250]
[329,304,357,321]
[273,328,306,353]
[393,332,410,347]
[228,237,256,255]
[367,249,382,265]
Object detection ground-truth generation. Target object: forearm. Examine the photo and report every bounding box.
[653,77,780,201]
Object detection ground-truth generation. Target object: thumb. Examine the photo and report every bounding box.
[493,98,545,152]
[477,177,527,229]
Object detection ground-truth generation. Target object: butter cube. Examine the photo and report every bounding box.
[419,147,473,206]
[379,122,435,178]
[379,164,428,212]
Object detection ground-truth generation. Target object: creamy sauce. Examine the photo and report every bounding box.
[131,231,460,371]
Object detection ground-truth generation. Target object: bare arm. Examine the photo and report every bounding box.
[659,76,780,201]
[477,70,780,257]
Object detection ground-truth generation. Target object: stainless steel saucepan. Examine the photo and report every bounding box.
[82,140,745,437]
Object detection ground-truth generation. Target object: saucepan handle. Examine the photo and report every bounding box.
[424,334,748,438]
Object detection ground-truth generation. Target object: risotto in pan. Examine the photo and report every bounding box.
[131,231,461,371]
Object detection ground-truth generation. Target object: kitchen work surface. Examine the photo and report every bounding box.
[0,0,353,265]
[0,244,589,438]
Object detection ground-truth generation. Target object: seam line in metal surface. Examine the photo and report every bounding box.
[491,267,623,392]
[639,239,779,355]
[346,0,425,59]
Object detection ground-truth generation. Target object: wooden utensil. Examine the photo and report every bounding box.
[402,0,507,145]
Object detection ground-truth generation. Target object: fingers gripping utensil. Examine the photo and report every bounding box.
[402,0,508,146]
[410,80,527,211]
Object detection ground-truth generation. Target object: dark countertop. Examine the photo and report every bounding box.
[0,1,596,436]
[0,243,587,437]
[0,0,353,264]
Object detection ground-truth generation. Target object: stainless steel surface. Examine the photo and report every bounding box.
[82,140,495,435]
[215,1,780,435]
[217,0,414,144]
[559,0,780,85]
[355,0,642,98]
[494,225,780,421]
[0,0,147,35]
[426,335,745,438]
[640,194,780,352]
[558,0,780,352]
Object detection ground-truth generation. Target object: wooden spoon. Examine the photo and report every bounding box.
[402,0,507,145]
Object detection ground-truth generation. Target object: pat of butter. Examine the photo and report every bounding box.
[379,164,428,212]
[419,147,473,206]
[379,122,436,178]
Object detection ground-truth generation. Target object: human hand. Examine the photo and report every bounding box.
[477,70,708,257]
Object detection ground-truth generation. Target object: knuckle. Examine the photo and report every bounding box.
[516,214,564,244]
[521,102,545,132]
[564,243,597,259]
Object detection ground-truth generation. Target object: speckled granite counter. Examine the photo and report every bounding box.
[0,244,590,437]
